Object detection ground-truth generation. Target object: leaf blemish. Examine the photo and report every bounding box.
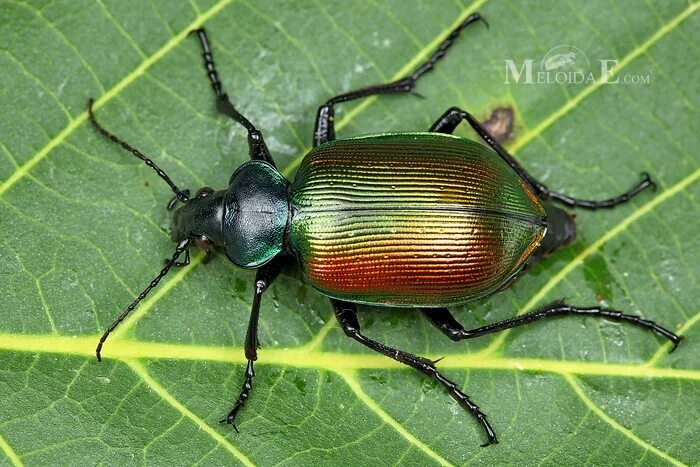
[294,375,307,395]
[481,107,515,143]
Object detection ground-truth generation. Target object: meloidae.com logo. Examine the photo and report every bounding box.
[504,45,652,85]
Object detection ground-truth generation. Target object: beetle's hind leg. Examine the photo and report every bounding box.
[331,299,498,446]
[422,303,681,351]
[191,29,275,167]
[312,13,487,147]
[429,107,655,210]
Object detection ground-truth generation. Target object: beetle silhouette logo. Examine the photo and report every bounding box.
[544,51,576,70]
[541,45,590,73]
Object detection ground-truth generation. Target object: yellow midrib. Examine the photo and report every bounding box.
[0,333,697,381]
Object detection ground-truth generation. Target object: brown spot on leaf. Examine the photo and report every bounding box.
[481,107,515,143]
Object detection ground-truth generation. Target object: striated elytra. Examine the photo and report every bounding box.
[290,133,548,307]
[88,13,681,446]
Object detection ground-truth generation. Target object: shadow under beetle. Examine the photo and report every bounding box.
[89,13,682,446]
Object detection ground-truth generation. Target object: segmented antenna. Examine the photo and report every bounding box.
[96,239,190,361]
[87,98,189,204]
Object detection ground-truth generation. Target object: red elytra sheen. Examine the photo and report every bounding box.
[289,133,546,307]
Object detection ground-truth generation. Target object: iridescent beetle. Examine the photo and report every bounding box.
[89,14,681,446]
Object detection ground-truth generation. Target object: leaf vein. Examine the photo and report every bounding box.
[125,359,255,467]
[17,1,106,94]
[1,334,697,380]
[0,0,234,197]
[336,369,454,467]
[0,432,23,467]
[564,374,687,467]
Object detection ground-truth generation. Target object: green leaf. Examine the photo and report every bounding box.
[1,0,698,465]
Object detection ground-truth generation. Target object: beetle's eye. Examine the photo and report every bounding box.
[195,235,214,251]
[195,186,214,198]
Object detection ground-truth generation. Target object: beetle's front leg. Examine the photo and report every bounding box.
[191,28,275,167]
[312,13,486,147]
[221,257,284,429]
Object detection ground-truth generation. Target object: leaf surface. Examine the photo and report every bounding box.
[1,1,699,465]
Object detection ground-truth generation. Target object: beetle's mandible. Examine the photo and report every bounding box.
[88,13,682,446]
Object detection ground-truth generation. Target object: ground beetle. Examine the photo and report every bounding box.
[88,13,682,446]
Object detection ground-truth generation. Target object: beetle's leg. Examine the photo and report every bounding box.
[191,28,275,167]
[421,307,470,342]
[332,299,498,446]
[221,257,284,429]
[429,107,655,210]
[313,13,486,147]
[202,250,215,264]
[422,302,681,351]
[167,249,215,267]
[166,249,191,268]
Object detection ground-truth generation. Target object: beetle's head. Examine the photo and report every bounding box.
[87,99,232,361]
[170,187,225,251]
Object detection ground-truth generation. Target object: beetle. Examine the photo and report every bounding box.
[88,13,682,446]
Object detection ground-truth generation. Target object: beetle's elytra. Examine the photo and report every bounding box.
[88,13,681,446]
[290,134,548,306]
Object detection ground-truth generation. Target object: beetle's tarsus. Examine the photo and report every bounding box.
[481,436,498,447]
[478,15,490,30]
[641,172,658,192]
[222,405,243,431]
[481,431,498,448]
[219,416,240,434]
[668,335,683,353]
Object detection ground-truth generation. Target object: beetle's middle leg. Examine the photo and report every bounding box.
[422,303,681,350]
[331,299,498,446]
[429,107,655,210]
[191,29,275,167]
[312,13,486,147]
[221,257,284,429]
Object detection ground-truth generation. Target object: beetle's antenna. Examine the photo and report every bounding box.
[87,98,190,204]
[96,239,190,361]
